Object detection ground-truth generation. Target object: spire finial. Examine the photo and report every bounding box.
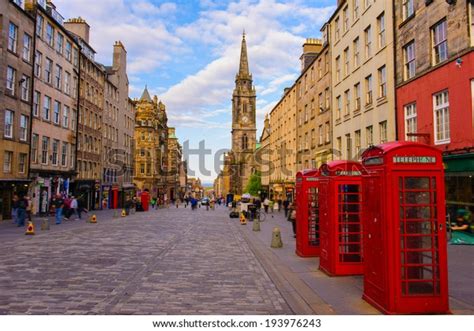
[238,31,250,78]
[243,29,245,38]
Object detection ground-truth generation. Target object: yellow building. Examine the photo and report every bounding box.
[269,84,297,201]
[329,0,396,160]
[133,87,168,196]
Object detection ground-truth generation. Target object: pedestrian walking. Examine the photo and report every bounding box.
[15,194,27,227]
[11,194,19,225]
[277,199,282,212]
[70,196,79,220]
[273,200,279,213]
[269,199,274,213]
[263,198,269,213]
[150,197,157,210]
[25,196,33,222]
[283,199,290,217]
[289,203,297,238]
[54,194,65,225]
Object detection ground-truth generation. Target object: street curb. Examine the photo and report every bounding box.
[236,223,336,315]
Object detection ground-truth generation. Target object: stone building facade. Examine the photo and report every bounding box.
[166,127,182,201]
[268,84,297,201]
[26,0,80,215]
[0,0,35,219]
[100,41,135,209]
[329,0,396,160]
[295,37,333,172]
[394,0,474,208]
[64,17,104,210]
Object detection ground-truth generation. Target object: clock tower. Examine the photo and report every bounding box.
[230,32,257,194]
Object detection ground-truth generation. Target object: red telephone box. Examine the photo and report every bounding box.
[318,161,364,276]
[141,191,150,212]
[361,142,449,314]
[295,169,321,257]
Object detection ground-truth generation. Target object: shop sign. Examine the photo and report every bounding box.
[393,156,436,164]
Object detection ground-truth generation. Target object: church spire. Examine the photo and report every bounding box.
[238,31,250,79]
[140,85,152,102]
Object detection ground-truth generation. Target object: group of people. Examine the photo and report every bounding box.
[50,194,88,224]
[11,194,31,227]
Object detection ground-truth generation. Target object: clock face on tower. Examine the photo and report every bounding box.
[241,115,249,124]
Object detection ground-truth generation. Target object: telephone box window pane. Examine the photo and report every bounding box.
[406,221,434,235]
[405,235,434,249]
[340,203,360,213]
[405,177,430,189]
[308,187,320,246]
[339,184,360,193]
[404,206,431,219]
[405,192,431,204]
[339,193,360,203]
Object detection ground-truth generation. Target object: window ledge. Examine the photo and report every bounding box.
[398,13,416,29]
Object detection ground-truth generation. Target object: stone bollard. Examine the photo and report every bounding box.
[271,227,283,248]
[252,217,260,232]
[41,218,50,231]
[131,208,136,214]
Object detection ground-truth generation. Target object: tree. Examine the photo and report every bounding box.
[244,171,262,196]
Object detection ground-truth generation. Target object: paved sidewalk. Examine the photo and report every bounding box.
[232,209,474,315]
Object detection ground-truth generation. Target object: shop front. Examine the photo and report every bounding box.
[0,180,31,220]
[444,152,474,219]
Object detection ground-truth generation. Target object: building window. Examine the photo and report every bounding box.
[366,125,373,146]
[353,37,360,68]
[45,57,52,83]
[20,75,30,101]
[404,103,417,141]
[56,33,64,54]
[402,0,414,21]
[64,71,71,95]
[73,48,79,67]
[355,130,361,156]
[403,41,416,80]
[18,153,27,174]
[325,121,330,143]
[63,105,69,128]
[318,59,322,78]
[325,88,330,110]
[53,101,61,124]
[365,0,372,9]
[33,91,40,117]
[378,65,386,98]
[3,151,13,173]
[242,134,248,150]
[20,115,28,141]
[43,95,51,120]
[70,144,75,169]
[353,0,360,20]
[364,25,372,59]
[52,139,59,165]
[71,109,76,131]
[34,51,42,78]
[46,23,54,47]
[354,83,361,111]
[433,90,450,144]
[23,33,32,62]
[344,47,349,77]
[65,41,72,62]
[36,15,44,38]
[344,89,351,116]
[377,12,386,49]
[336,137,342,159]
[55,65,62,89]
[346,134,352,160]
[365,74,373,105]
[6,66,16,95]
[318,94,323,113]
[61,142,68,167]
[336,95,342,119]
[8,22,18,53]
[335,17,340,40]
[32,134,38,163]
[343,6,349,32]
[140,163,145,175]
[318,125,323,145]
[41,137,49,164]
[379,121,387,143]
[4,110,13,138]
[432,20,448,65]
[336,56,341,82]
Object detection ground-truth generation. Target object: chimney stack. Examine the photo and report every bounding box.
[300,38,323,73]
[64,17,90,44]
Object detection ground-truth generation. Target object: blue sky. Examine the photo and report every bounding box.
[55,0,336,184]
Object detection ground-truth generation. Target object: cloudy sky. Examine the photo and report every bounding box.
[55,0,336,184]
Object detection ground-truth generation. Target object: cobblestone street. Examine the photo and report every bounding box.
[0,206,291,315]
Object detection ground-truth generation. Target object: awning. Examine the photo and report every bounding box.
[443,153,474,173]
